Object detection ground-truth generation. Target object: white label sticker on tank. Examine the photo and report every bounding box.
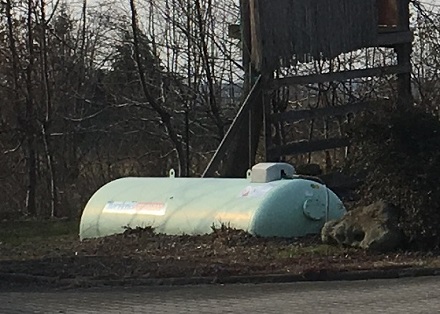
[239,183,275,198]
[305,190,314,197]
[103,201,166,216]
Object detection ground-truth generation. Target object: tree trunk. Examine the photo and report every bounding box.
[25,137,37,216]
[25,0,37,216]
[129,0,187,176]
[40,0,58,217]
[194,0,224,140]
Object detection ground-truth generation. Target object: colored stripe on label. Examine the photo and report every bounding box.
[103,201,166,216]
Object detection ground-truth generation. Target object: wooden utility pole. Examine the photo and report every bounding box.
[219,0,264,177]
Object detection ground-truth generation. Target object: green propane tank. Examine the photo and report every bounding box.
[79,163,346,240]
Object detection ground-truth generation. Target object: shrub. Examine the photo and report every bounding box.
[346,104,440,249]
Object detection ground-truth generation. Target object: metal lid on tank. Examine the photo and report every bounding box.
[250,163,296,183]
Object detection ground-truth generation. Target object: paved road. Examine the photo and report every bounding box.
[1,276,439,313]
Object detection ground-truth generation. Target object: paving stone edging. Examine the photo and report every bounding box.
[1,267,440,289]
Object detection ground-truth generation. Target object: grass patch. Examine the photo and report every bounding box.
[0,219,78,245]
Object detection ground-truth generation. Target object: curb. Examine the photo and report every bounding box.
[1,267,440,289]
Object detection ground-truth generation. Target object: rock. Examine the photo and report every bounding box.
[321,201,404,252]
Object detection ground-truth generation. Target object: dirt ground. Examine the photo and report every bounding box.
[1,223,439,288]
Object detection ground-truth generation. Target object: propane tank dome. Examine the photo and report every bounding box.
[79,163,346,240]
[250,162,295,183]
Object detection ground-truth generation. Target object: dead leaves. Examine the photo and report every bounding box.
[1,226,440,282]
